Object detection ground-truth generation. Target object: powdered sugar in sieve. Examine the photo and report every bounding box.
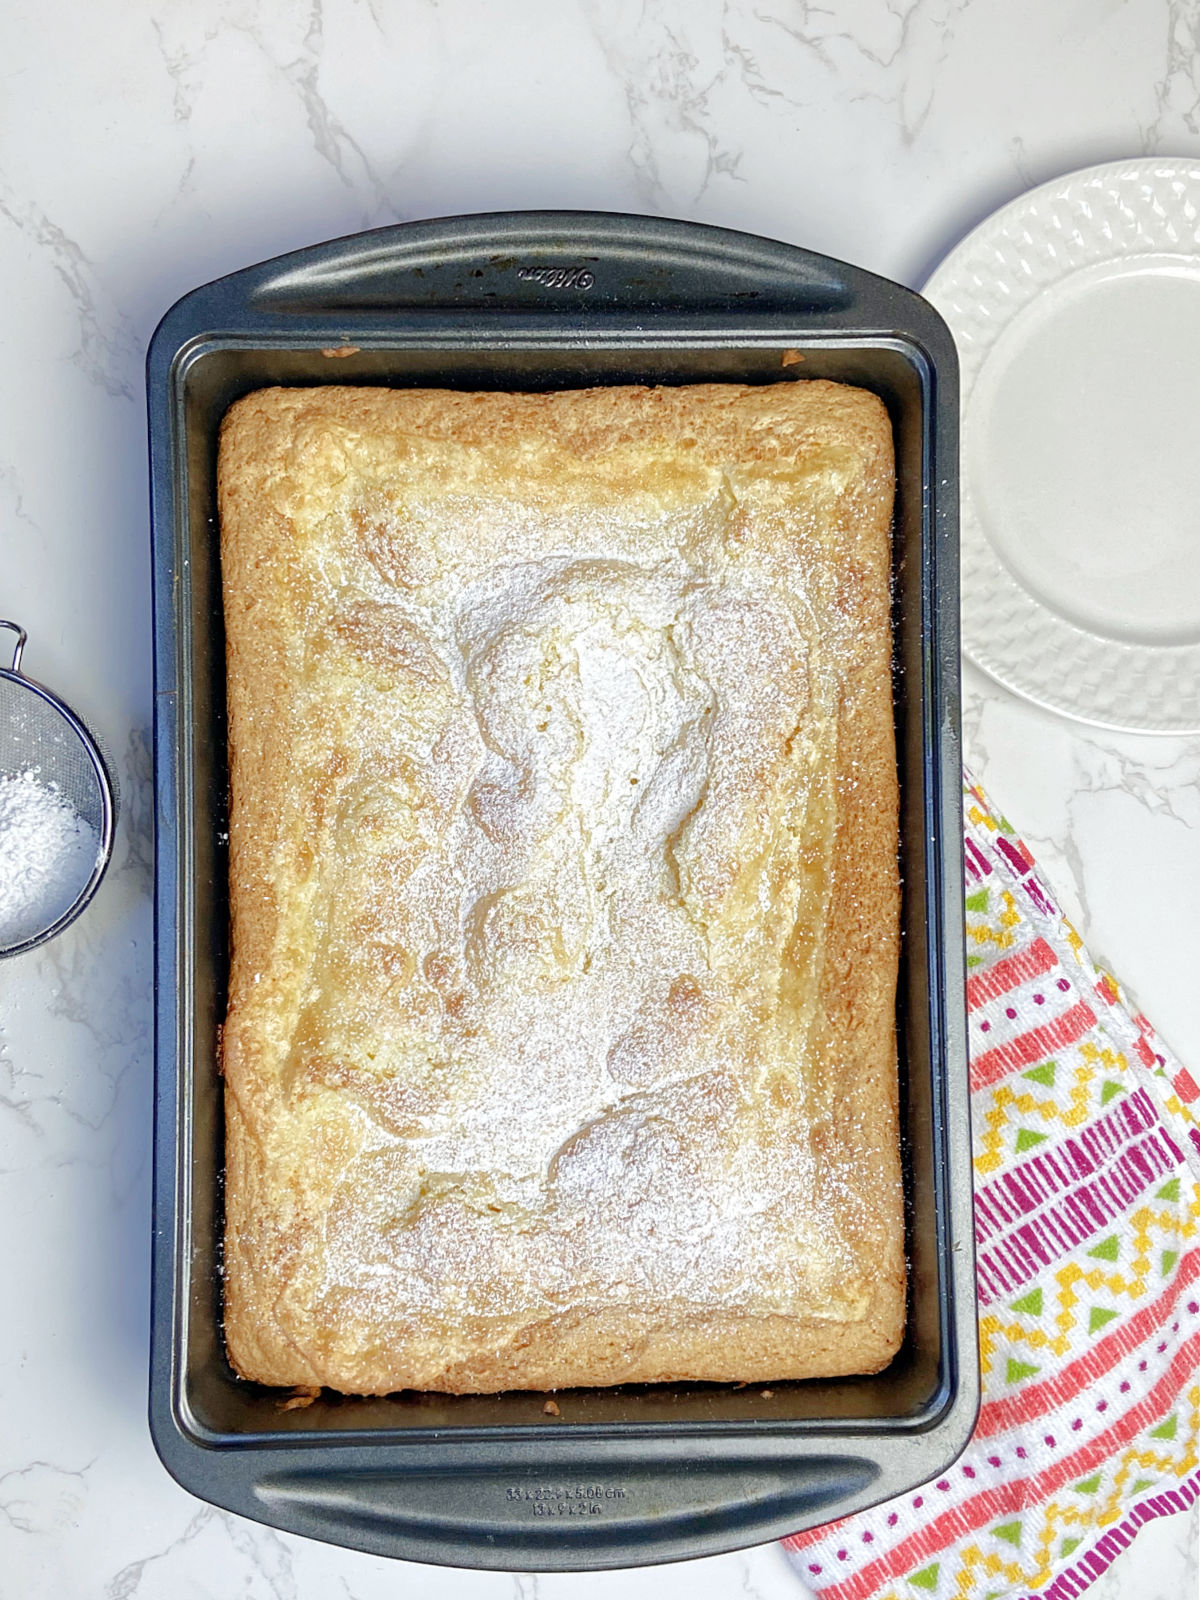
[0,621,115,956]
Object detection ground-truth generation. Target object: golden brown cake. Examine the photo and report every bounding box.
[217,380,903,1395]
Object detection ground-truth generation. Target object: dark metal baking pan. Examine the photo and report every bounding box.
[147,211,975,1571]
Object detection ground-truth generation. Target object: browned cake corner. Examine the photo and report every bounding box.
[217,381,902,1394]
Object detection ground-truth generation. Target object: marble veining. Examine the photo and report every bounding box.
[1,0,1198,1594]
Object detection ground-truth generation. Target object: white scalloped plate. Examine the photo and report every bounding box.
[924,157,1200,732]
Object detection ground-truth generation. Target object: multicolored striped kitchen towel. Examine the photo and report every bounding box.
[783,770,1200,1600]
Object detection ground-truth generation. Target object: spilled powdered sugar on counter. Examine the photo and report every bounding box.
[0,770,101,947]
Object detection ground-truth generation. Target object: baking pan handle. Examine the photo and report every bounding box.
[254,1454,880,1569]
[243,211,860,319]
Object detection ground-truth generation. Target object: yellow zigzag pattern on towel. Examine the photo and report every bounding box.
[974,1043,1128,1178]
[974,1061,1097,1176]
[979,1203,1199,1376]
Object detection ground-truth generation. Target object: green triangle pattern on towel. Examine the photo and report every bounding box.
[1015,1128,1048,1152]
[1011,1287,1043,1316]
[1149,1414,1177,1440]
[909,1562,940,1591]
[1100,1079,1126,1104]
[1088,1306,1119,1334]
[1156,1178,1181,1202]
[1088,1235,1119,1262]
[1006,1357,1040,1383]
[966,889,989,913]
[1024,1061,1056,1087]
[1131,1477,1155,1493]
[992,1520,1022,1546]
[1162,1250,1179,1276]
[1074,1473,1102,1495]
[1060,1535,1082,1558]
[967,954,984,969]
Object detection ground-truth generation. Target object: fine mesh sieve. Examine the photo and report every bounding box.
[0,620,116,956]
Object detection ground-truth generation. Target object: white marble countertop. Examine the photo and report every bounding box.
[2,2,1198,1595]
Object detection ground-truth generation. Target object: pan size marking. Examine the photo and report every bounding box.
[516,266,595,289]
[505,1482,627,1517]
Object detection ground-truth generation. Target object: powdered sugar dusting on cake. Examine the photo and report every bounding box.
[285,531,863,1331]
[228,390,896,1376]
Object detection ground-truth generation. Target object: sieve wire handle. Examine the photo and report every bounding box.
[0,620,28,674]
